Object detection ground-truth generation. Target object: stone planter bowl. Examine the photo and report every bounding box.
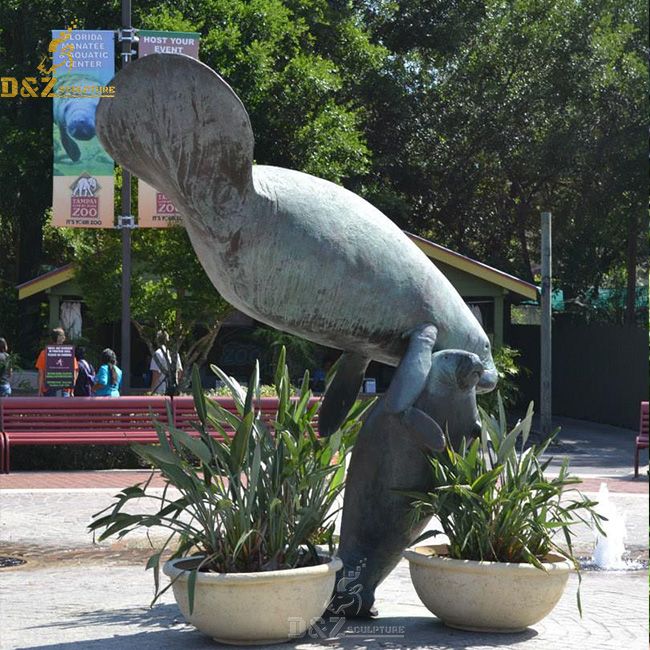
[163,555,342,644]
[403,544,572,632]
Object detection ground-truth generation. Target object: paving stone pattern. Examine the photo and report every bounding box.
[0,559,647,649]
[0,413,648,649]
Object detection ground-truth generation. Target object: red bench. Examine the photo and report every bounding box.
[0,396,172,474]
[634,401,649,478]
[172,396,288,436]
[0,395,321,473]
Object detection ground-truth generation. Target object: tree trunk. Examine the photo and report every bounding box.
[182,323,222,390]
[624,212,639,326]
[515,204,535,283]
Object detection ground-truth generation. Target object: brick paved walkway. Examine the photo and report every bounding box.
[2,470,643,493]
[0,558,647,649]
[0,469,167,490]
[578,475,648,493]
[0,483,647,648]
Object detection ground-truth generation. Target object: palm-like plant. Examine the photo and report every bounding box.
[89,347,372,612]
[407,396,606,613]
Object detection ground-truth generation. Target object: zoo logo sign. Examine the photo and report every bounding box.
[68,174,102,226]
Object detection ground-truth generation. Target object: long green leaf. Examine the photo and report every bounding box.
[168,426,213,466]
[192,364,208,425]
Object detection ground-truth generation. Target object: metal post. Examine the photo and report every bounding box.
[540,211,552,439]
[117,0,135,393]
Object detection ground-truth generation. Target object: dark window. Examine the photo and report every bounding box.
[464,297,495,334]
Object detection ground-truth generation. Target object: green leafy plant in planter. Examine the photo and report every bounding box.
[477,345,529,414]
[89,348,373,644]
[403,397,606,632]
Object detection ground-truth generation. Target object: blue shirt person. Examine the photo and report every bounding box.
[94,348,122,397]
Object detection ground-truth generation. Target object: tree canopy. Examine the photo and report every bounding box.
[0,0,646,362]
[355,0,647,315]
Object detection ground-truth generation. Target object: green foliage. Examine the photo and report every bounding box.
[206,383,281,398]
[478,346,528,414]
[136,0,382,184]
[407,396,606,613]
[359,0,647,311]
[252,327,318,381]
[10,444,145,471]
[0,286,19,352]
[69,225,232,389]
[89,348,373,611]
[1,0,646,359]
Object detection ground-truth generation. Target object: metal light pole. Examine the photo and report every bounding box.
[540,211,552,439]
[117,0,135,393]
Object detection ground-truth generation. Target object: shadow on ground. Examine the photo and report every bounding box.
[18,608,539,650]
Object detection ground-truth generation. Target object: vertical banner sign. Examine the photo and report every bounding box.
[52,30,115,228]
[137,31,200,228]
[45,345,75,390]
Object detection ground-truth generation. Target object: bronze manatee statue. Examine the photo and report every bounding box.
[96,54,497,430]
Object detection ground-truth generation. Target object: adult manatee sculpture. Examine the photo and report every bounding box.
[96,54,497,432]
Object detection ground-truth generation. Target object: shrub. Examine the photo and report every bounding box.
[478,345,528,414]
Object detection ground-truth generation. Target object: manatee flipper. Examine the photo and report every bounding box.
[384,324,438,414]
[96,53,254,216]
[400,407,446,451]
[59,124,80,162]
[319,353,370,436]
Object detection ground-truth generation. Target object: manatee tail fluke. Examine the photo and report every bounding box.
[319,353,369,436]
[95,53,254,215]
[59,125,81,162]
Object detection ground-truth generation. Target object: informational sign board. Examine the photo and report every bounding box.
[51,30,115,228]
[44,345,75,390]
[137,30,200,228]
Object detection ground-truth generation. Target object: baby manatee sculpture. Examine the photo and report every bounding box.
[331,326,484,617]
[96,54,497,431]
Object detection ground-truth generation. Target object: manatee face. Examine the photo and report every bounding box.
[65,101,97,140]
[415,349,483,450]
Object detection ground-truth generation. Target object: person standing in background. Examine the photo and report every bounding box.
[0,338,12,397]
[150,330,183,395]
[35,328,78,397]
[73,347,95,396]
[94,349,122,397]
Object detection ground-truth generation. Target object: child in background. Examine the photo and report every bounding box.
[73,347,95,396]
[94,348,122,397]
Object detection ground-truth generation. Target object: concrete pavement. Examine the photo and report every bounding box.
[0,555,647,649]
[0,414,647,649]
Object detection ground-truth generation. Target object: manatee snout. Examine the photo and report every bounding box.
[68,117,96,140]
[455,352,484,439]
[477,364,498,393]
[469,420,482,439]
[455,353,484,390]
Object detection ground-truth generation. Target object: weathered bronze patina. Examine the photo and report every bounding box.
[96,53,496,432]
[332,328,484,617]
